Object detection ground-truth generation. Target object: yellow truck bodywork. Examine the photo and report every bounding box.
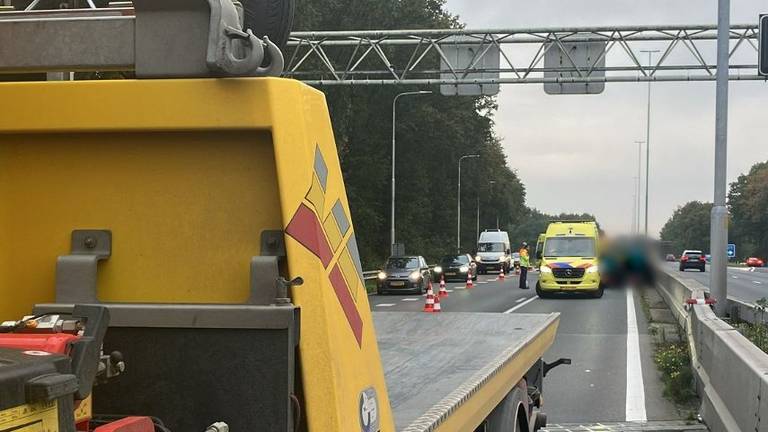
[538,221,601,292]
[0,78,393,432]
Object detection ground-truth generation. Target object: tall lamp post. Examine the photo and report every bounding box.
[457,154,480,253]
[640,50,659,236]
[390,90,432,255]
[634,140,645,234]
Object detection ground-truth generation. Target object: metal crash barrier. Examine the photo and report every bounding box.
[655,269,768,432]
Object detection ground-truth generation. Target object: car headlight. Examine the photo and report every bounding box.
[475,255,482,262]
[378,271,387,280]
[408,271,421,282]
[586,265,599,273]
[540,266,552,273]
[459,265,469,273]
[434,266,443,273]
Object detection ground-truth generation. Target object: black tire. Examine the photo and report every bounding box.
[591,285,604,299]
[700,267,706,272]
[242,0,296,50]
[535,282,549,299]
[472,273,478,281]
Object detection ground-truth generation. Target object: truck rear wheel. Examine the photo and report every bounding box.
[242,0,296,50]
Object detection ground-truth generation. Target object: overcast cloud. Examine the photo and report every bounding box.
[445,0,768,237]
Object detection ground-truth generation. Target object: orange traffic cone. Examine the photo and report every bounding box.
[432,292,442,312]
[466,274,474,289]
[427,279,435,297]
[438,275,449,298]
[499,269,505,280]
[423,289,435,312]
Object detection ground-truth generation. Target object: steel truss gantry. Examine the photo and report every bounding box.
[285,25,763,85]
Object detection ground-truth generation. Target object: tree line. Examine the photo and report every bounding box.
[660,160,768,259]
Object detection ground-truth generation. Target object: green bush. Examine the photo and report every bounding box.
[654,342,697,404]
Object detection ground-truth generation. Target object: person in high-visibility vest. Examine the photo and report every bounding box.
[519,242,530,289]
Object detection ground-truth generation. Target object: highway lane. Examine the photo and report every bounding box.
[661,261,768,303]
[369,273,681,424]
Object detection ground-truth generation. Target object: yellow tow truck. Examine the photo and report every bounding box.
[0,2,565,431]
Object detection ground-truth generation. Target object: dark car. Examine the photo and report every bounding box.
[679,250,706,272]
[377,256,431,295]
[433,254,477,282]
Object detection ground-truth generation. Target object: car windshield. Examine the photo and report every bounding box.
[478,242,505,252]
[543,237,596,257]
[386,257,420,269]
[684,251,702,256]
[440,255,469,266]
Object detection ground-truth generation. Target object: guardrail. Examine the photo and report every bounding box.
[655,268,768,431]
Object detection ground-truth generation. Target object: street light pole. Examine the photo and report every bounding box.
[710,0,730,315]
[457,154,480,254]
[390,90,432,255]
[634,140,645,234]
[489,180,498,229]
[640,50,659,237]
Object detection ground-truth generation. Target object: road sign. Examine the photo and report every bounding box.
[760,15,768,76]
[439,36,500,96]
[727,243,736,259]
[544,34,607,95]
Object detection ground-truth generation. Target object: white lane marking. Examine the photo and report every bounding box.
[503,296,537,313]
[515,297,527,303]
[446,289,454,293]
[753,280,762,284]
[401,298,419,302]
[625,288,647,422]
[453,286,466,290]
[732,276,738,279]
[477,281,488,284]
[375,303,396,307]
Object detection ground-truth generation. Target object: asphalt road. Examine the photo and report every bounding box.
[369,272,680,424]
[662,261,768,304]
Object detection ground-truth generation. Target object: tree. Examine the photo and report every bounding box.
[729,161,768,259]
[659,201,713,254]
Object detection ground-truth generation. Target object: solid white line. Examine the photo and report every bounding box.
[375,303,396,307]
[753,280,762,284]
[515,297,527,303]
[625,288,647,422]
[503,296,537,313]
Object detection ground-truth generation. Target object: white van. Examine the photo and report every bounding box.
[475,229,512,274]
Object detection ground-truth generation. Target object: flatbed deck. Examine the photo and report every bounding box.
[374,311,560,432]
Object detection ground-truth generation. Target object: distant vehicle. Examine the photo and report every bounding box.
[512,252,521,272]
[665,254,676,262]
[705,254,711,263]
[679,250,706,272]
[377,256,431,294]
[475,229,512,274]
[433,254,477,281]
[536,221,602,298]
[747,257,765,267]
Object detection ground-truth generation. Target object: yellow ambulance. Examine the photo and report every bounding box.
[536,221,603,298]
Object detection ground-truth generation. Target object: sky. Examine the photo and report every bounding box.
[444,0,768,237]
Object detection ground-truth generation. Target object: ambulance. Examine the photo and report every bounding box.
[536,221,603,298]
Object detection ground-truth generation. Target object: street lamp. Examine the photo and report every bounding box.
[457,154,480,253]
[640,49,659,237]
[489,180,498,229]
[390,90,432,255]
[633,140,645,234]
